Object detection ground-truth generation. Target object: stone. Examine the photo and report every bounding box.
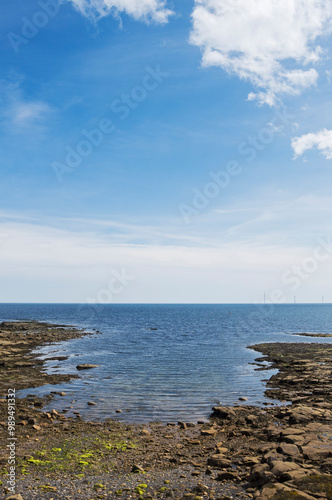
[263,452,285,466]
[6,495,24,500]
[216,471,238,481]
[239,397,248,401]
[201,428,217,436]
[211,407,235,419]
[141,429,151,436]
[270,461,301,477]
[207,455,232,468]
[282,434,305,446]
[192,483,208,495]
[215,447,228,455]
[178,421,187,430]
[277,443,301,458]
[301,445,331,461]
[132,464,145,473]
[242,456,261,466]
[249,463,269,484]
[280,427,305,436]
[76,364,100,370]
[87,401,97,406]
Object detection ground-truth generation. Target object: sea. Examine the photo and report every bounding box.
[1,303,331,423]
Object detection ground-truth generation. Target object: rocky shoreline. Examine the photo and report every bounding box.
[0,321,331,500]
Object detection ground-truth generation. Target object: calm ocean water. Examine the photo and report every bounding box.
[1,303,331,422]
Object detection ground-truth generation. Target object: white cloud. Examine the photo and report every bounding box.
[190,0,332,105]
[292,128,332,159]
[67,0,173,23]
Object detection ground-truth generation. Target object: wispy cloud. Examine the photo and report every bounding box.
[0,78,52,130]
[292,128,332,159]
[190,0,332,105]
[67,0,173,23]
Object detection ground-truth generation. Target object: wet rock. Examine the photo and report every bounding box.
[76,364,100,370]
[211,407,235,419]
[87,401,97,406]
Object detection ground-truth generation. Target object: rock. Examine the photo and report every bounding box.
[201,428,217,436]
[207,455,232,468]
[132,464,145,473]
[279,469,307,482]
[215,446,228,455]
[263,452,285,466]
[301,445,331,461]
[141,429,151,436]
[115,409,122,413]
[249,463,270,484]
[76,364,100,370]
[178,421,187,430]
[256,485,278,499]
[216,471,238,481]
[192,483,208,495]
[270,461,301,477]
[242,456,261,466]
[280,427,305,436]
[282,434,305,445]
[239,397,248,401]
[87,401,97,406]
[277,443,301,458]
[32,425,41,431]
[211,407,235,419]
[6,495,24,500]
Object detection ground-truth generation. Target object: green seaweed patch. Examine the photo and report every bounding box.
[17,432,137,477]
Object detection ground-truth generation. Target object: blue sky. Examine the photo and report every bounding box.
[1,0,332,303]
